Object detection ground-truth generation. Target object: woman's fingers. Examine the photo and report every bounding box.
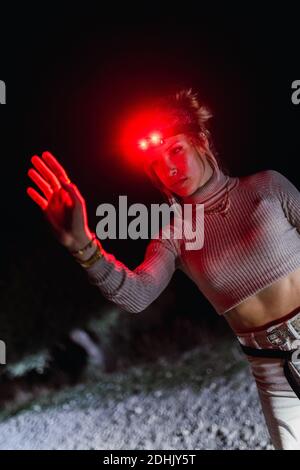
[60,181,83,205]
[31,155,61,190]
[27,187,48,210]
[58,186,74,208]
[41,151,70,184]
[28,168,53,200]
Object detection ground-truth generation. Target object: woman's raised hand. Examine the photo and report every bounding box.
[27,151,93,251]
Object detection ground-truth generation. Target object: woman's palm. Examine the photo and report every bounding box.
[27,151,90,249]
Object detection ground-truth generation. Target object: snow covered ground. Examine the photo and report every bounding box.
[0,343,273,450]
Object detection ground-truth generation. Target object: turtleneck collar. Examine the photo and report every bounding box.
[180,153,239,210]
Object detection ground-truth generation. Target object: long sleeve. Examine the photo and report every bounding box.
[268,170,300,233]
[83,235,179,313]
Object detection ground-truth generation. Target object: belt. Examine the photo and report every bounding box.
[237,310,300,400]
[239,343,300,400]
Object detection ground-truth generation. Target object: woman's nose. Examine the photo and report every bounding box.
[162,154,178,174]
[169,167,178,177]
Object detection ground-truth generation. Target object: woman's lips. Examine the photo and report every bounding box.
[171,177,188,188]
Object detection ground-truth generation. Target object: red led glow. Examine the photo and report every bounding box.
[119,106,178,170]
[149,132,163,145]
[138,132,164,153]
[118,97,200,172]
[138,139,149,150]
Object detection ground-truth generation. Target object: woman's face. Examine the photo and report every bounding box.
[149,133,212,197]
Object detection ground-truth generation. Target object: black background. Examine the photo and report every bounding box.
[1,7,299,240]
[0,6,299,360]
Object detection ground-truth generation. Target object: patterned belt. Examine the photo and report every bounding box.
[266,313,300,347]
[238,311,300,400]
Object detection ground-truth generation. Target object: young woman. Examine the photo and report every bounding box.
[27,89,300,449]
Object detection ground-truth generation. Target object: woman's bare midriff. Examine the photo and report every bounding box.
[223,267,300,334]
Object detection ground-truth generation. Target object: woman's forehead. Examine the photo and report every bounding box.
[163,133,187,148]
[148,134,188,159]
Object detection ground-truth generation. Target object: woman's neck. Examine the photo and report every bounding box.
[180,155,232,207]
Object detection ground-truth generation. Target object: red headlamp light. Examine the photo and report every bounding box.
[138,132,164,151]
[120,105,201,169]
[137,123,200,153]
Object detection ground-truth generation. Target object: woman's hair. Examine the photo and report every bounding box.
[143,88,227,206]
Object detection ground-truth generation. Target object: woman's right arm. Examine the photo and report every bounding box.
[83,236,177,313]
[27,151,178,313]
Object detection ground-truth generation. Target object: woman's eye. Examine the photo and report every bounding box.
[171,146,182,155]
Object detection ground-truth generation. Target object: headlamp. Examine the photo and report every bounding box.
[137,123,201,152]
[138,132,164,151]
[121,104,203,169]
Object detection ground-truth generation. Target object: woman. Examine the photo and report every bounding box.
[27,88,300,449]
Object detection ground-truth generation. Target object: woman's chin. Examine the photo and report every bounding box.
[172,184,194,198]
[169,177,200,198]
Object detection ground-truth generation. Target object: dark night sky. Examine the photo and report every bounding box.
[1,7,300,265]
[0,6,299,360]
